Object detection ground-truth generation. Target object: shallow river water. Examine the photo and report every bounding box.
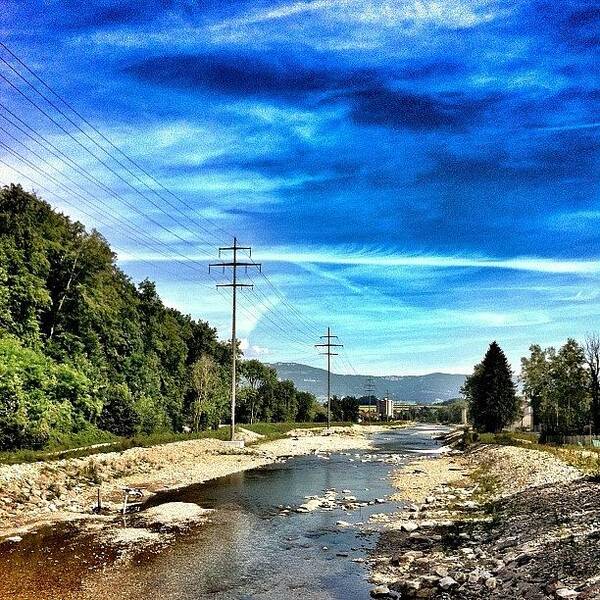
[0,425,449,600]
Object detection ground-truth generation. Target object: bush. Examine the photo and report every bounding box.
[0,334,93,450]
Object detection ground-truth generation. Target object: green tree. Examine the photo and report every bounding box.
[584,334,600,434]
[522,340,591,436]
[330,396,360,422]
[521,344,554,430]
[239,359,271,424]
[190,356,227,430]
[295,391,317,422]
[462,342,518,433]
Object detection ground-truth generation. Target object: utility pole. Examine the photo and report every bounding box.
[364,375,376,421]
[210,237,261,441]
[315,327,343,429]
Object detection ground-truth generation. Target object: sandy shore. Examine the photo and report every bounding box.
[0,425,382,539]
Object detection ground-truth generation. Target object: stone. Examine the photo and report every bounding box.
[370,585,391,598]
[555,590,579,599]
[434,566,448,578]
[400,521,419,532]
[438,577,458,590]
[485,577,498,589]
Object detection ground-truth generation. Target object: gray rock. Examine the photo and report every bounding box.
[438,576,458,590]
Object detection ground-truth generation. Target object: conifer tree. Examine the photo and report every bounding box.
[463,341,519,432]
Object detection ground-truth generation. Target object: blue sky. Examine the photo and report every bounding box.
[1,0,599,376]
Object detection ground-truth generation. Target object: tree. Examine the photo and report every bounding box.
[271,380,297,422]
[521,339,591,437]
[545,339,590,436]
[585,333,600,434]
[189,356,227,431]
[331,396,360,423]
[239,359,271,424]
[521,344,554,430]
[462,342,519,432]
[295,391,317,422]
[99,383,139,437]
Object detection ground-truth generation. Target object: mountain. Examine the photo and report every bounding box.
[268,363,466,404]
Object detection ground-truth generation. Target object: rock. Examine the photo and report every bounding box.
[468,571,480,584]
[434,566,448,577]
[370,585,391,598]
[5,536,22,543]
[485,577,498,589]
[336,520,352,527]
[438,577,458,590]
[375,498,386,504]
[401,521,419,532]
[139,502,213,531]
[425,496,436,504]
[555,590,579,599]
[297,499,322,512]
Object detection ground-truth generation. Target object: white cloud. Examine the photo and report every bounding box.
[259,246,600,275]
[116,245,600,275]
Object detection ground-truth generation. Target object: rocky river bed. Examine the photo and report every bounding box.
[0,424,450,600]
[367,442,600,599]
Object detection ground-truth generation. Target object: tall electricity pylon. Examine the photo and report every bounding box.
[315,327,343,429]
[210,237,261,441]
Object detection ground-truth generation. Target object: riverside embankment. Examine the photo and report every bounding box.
[368,437,600,599]
[0,425,381,539]
[0,423,448,600]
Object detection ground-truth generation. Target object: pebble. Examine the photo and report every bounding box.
[555,590,579,599]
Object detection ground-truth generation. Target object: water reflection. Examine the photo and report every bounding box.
[1,425,449,600]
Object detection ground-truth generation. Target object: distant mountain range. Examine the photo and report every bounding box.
[268,362,466,404]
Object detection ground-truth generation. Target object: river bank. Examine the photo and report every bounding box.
[0,424,385,540]
[368,439,600,599]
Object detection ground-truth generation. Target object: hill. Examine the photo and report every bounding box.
[269,363,466,404]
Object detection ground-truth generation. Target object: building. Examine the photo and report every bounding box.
[377,396,394,420]
[509,396,533,431]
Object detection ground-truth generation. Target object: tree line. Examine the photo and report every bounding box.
[462,337,600,439]
[0,185,322,451]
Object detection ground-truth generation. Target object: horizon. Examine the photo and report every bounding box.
[1,1,599,375]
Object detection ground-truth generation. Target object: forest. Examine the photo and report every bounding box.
[0,184,322,451]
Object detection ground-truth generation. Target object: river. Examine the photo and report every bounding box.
[0,424,449,600]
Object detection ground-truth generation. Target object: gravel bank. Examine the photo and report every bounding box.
[0,425,375,538]
[369,442,598,599]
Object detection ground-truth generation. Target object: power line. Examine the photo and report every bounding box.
[0,45,324,346]
[0,45,326,359]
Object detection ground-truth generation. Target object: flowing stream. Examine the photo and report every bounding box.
[0,425,449,600]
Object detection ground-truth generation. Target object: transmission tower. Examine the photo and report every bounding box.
[210,237,261,441]
[364,375,376,422]
[315,327,343,429]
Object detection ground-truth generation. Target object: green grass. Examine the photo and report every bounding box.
[470,431,600,475]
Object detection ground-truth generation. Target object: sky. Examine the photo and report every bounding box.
[1,0,599,376]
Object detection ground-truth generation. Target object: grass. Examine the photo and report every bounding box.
[0,421,356,465]
[468,430,600,475]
